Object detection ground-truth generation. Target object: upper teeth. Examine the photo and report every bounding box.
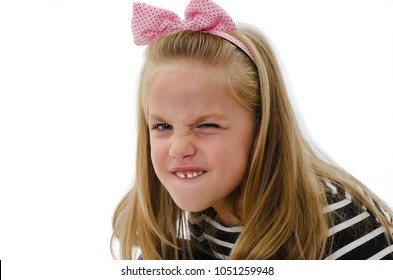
[175,171,203,179]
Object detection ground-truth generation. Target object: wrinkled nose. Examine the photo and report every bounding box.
[168,135,196,159]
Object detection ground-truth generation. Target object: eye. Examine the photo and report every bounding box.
[153,123,173,131]
[196,123,220,129]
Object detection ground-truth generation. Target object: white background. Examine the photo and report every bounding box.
[0,0,392,278]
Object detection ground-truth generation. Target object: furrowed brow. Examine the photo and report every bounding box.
[195,114,229,122]
[148,115,166,122]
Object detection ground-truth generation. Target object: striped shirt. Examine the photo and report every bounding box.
[189,180,393,260]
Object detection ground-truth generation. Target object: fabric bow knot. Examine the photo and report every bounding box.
[132,0,236,45]
[131,0,255,62]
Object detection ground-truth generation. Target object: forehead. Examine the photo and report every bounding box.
[147,62,243,121]
[148,59,226,83]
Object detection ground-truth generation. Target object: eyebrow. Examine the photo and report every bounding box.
[148,113,230,123]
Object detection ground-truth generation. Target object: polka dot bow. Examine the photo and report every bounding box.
[131,0,255,62]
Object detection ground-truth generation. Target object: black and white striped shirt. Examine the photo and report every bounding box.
[189,180,393,260]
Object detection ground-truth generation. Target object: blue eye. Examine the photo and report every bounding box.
[155,124,173,131]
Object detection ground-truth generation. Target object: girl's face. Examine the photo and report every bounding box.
[148,62,256,221]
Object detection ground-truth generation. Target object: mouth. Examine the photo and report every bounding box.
[173,171,205,179]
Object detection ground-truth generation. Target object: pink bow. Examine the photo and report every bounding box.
[132,0,236,45]
[131,0,255,62]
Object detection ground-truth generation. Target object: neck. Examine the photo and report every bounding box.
[213,197,243,227]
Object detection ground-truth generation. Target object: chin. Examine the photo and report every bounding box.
[172,199,209,212]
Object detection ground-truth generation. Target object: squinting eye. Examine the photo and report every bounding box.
[154,124,173,131]
[197,123,220,129]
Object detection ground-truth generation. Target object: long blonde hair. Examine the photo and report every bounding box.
[111,25,393,259]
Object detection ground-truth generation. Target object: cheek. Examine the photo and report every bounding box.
[150,139,167,171]
[204,139,247,173]
[210,134,252,160]
[208,134,253,177]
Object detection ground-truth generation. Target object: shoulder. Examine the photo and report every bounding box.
[322,179,393,260]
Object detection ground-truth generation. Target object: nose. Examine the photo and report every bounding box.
[168,134,196,159]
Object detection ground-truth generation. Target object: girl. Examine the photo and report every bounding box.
[111,0,393,259]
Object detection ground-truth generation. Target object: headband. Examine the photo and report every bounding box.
[131,0,255,63]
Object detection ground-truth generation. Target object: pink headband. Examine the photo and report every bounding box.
[131,0,255,63]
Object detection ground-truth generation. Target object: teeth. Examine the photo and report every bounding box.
[175,171,203,179]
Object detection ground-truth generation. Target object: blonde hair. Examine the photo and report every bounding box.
[111,25,393,259]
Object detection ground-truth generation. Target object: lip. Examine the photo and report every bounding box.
[170,167,207,180]
[170,167,206,173]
